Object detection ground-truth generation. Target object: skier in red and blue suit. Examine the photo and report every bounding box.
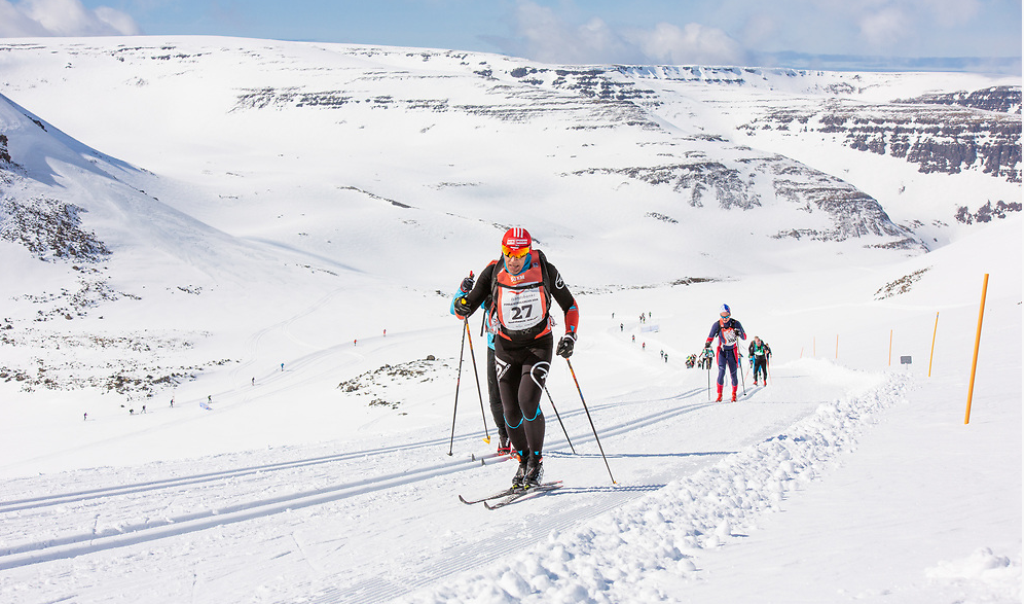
[704,304,746,402]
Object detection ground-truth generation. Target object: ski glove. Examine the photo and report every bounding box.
[556,334,576,358]
[460,276,475,293]
[453,297,473,318]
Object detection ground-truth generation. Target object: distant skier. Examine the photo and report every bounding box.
[450,271,510,455]
[453,227,579,489]
[704,304,747,402]
[749,336,772,386]
[698,347,714,370]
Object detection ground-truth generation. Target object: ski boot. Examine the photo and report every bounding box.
[524,455,544,488]
[731,386,738,402]
[497,434,511,456]
[512,455,528,489]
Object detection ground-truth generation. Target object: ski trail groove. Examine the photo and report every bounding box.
[0,452,506,571]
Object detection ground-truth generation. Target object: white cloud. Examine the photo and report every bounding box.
[858,5,908,49]
[813,0,987,51]
[498,0,748,66]
[505,1,641,65]
[0,1,49,36]
[94,6,142,35]
[627,22,749,66]
[0,0,140,37]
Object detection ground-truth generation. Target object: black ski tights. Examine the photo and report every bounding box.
[495,335,552,459]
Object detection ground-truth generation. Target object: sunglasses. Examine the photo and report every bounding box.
[502,246,530,259]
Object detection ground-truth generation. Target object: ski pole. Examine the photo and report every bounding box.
[706,350,712,401]
[565,359,616,485]
[542,383,576,455]
[464,319,491,444]
[447,313,469,456]
[738,351,746,395]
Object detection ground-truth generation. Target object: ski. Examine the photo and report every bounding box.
[469,451,512,466]
[459,487,518,505]
[483,482,562,510]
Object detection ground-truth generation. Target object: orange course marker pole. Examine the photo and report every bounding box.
[928,312,939,378]
[965,274,990,425]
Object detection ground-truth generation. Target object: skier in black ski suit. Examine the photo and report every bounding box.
[454,228,579,489]
[748,336,771,386]
[704,304,746,402]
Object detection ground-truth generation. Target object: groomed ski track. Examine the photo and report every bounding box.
[0,312,853,603]
[0,368,829,604]
[0,390,743,570]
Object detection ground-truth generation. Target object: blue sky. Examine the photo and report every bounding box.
[1,0,1020,73]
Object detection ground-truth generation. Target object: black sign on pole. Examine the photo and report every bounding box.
[900,356,912,365]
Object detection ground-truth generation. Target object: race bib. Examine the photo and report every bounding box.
[722,328,738,346]
[500,288,545,332]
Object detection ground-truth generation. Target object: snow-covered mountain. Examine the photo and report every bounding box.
[0,37,1020,604]
[1,39,1019,276]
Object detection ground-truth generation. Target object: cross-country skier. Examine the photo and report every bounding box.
[749,336,771,385]
[453,227,579,489]
[704,304,746,402]
[450,273,510,455]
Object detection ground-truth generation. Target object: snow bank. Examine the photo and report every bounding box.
[925,548,1021,602]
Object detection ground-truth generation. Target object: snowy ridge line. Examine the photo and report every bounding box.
[405,372,905,603]
[0,440,504,513]
[308,485,661,604]
[0,451,508,571]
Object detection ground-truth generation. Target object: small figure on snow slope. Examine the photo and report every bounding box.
[704,304,746,402]
[453,228,579,489]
